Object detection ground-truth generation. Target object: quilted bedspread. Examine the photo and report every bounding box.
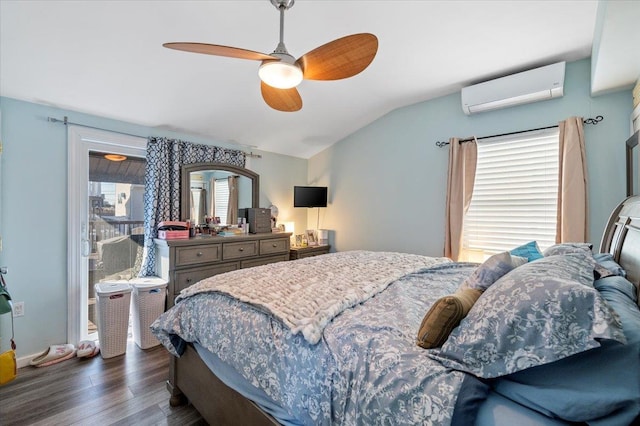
[152,251,475,425]
[176,250,449,344]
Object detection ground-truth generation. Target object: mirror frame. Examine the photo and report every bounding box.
[181,162,260,221]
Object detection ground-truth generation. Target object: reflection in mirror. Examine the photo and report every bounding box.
[189,171,253,225]
[181,163,259,226]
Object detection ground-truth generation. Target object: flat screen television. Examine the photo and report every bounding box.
[294,186,328,208]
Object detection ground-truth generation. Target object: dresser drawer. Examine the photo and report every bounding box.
[222,240,258,260]
[241,253,289,269]
[175,244,221,267]
[289,245,331,260]
[260,238,289,255]
[173,262,239,294]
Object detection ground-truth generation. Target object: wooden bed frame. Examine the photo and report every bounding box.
[167,195,640,424]
[167,344,279,425]
[599,195,640,306]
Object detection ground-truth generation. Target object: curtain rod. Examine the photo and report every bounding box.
[434,115,604,148]
[47,115,262,158]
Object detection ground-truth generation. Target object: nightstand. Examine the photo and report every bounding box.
[289,244,331,260]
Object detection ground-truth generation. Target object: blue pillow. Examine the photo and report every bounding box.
[488,275,640,425]
[593,253,627,278]
[432,252,626,378]
[509,241,543,261]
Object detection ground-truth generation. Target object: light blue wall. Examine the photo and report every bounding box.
[0,97,307,357]
[1,58,633,358]
[308,59,634,256]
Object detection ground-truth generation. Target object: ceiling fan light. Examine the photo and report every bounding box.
[259,61,303,89]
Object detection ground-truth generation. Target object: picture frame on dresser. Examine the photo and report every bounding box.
[305,229,317,246]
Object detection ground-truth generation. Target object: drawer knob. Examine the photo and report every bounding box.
[239,247,244,252]
[186,278,192,284]
[197,251,203,257]
[272,243,277,247]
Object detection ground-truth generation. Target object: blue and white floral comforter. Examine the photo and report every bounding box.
[152,251,476,425]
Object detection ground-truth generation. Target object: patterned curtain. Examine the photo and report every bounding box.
[139,137,246,276]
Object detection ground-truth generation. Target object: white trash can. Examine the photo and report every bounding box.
[95,282,133,359]
[130,276,168,349]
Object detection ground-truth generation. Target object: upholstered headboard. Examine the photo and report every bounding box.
[600,195,640,304]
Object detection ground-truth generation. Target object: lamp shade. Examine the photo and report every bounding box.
[282,221,294,234]
[259,61,303,89]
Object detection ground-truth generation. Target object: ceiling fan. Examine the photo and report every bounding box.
[163,0,378,112]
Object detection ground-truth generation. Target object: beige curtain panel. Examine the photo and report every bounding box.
[557,117,588,243]
[444,137,478,261]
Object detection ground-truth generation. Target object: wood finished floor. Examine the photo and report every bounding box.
[0,341,206,426]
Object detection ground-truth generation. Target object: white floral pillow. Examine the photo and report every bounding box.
[543,242,592,257]
[430,252,626,378]
[459,251,527,292]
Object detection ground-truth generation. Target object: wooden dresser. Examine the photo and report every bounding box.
[155,232,291,308]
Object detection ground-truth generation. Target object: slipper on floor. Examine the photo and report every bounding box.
[77,340,100,358]
[29,344,76,367]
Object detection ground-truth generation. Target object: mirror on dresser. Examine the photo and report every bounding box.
[181,162,259,226]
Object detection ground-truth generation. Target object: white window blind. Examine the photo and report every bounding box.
[463,129,559,256]
[215,179,230,225]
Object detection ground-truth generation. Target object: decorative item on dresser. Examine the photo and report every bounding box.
[154,232,291,308]
[238,208,272,234]
[289,244,331,260]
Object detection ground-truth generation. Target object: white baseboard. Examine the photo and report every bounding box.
[17,352,40,369]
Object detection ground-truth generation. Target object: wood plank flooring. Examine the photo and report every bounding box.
[0,341,205,426]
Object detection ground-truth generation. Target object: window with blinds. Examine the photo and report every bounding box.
[463,128,559,256]
[214,179,230,225]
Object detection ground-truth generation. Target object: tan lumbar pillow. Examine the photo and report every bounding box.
[416,288,482,349]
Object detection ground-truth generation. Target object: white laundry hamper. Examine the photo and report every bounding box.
[130,277,168,349]
[95,282,132,358]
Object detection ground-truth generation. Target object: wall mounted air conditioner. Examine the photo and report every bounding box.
[461,62,565,115]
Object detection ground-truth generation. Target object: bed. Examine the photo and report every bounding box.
[151,195,640,425]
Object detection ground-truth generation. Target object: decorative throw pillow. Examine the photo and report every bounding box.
[509,241,543,261]
[416,288,483,349]
[543,242,593,257]
[459,251,528,292]
[430,252,626,378]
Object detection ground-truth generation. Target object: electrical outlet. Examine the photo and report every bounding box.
[13,302,24,317]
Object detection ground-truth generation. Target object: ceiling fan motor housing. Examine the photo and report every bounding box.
[270,0,295,10]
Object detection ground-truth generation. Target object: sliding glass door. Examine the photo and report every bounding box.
[68,126,146,344]
[86,151,146,337]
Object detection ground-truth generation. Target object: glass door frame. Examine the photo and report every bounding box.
[67,126,146,345]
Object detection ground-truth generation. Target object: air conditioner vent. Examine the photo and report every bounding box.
[461,62,565,115]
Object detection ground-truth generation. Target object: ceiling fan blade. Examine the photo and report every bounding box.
[163,42,277,61]
[261,82,302,112]
[296,33,378,81]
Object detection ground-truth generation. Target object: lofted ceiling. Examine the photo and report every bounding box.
[1,1,638,159]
